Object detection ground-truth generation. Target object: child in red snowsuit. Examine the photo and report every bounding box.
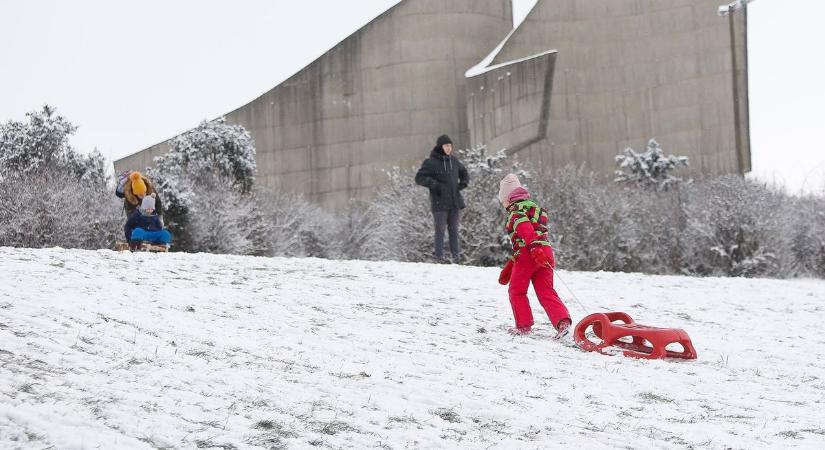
[497,174,572,338]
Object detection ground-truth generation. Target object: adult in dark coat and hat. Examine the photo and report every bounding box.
[415,134,470,263]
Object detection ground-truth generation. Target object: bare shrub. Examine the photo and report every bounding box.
[185,175,270,256]
[257,189,339,259]
[457,146,527,266]
[537,166,632,271]
[787,194,825,277]
[362,166,433,262]
[336,198,388,261]
[680,175,788,277]
[0,170,121,249]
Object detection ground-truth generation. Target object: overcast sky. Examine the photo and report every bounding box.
[1,0,823,193]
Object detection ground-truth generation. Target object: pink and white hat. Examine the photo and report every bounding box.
[498,174,530,205]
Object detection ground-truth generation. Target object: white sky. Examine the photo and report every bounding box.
[1,0,823,193]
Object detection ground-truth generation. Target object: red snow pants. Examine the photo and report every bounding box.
[508,249,570,330]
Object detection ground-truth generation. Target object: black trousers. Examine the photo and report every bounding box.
[433,209,461,259]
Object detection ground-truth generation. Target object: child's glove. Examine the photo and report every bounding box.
[529,243,555,269]
[498,259,514,285]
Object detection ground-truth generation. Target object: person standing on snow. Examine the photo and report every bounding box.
[497,173,572,339]
[414,134,469,263]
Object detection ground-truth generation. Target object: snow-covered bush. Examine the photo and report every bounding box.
[535,168,825,278]
[149,118,258,253]
[182,175,270,256]
[344,146,527,265]
[632,188,685,273]
[336,198,388,261]
[537,166,647,272]
[0,105,108,185]
[363,166,433,262]
[0,106,119,250]
[153,117,256,193]
[257,189,340,259]
[0,169,121,249]
[679,175,787,277]
[458,146,529,266]
[787,194,825,277]
[145,118,347,258]
[614,139,689,191]
[61,147,110,189]
[0,105,77,176]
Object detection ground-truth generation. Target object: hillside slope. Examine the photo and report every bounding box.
[1,247,824,449]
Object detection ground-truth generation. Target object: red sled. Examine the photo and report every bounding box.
[573,312,697,360]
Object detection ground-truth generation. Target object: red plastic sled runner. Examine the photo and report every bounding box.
[573,312,697,360]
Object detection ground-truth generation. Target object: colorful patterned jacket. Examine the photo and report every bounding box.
[504,199,551,258]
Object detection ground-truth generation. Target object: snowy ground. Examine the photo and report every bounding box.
[1,247,824,449]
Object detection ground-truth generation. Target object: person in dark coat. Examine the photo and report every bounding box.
[414,134,470,263]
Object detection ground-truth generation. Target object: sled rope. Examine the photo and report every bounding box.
[552,269,590,313]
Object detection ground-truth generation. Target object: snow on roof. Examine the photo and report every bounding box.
[465,0,556,77]
[465,46,557,78]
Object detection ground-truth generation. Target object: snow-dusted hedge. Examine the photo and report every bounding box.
[0,169,122,250]
[3,106,822,279]
[679,175,785,277]
[533,166,679,274]
[457,147,530,266]
[134,138,825,279]
[337,149,824,279]
[343,146,523,265]
[0,106,121,250]
[148,118,259,253]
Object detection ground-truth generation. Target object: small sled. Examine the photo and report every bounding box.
[573,312,697,360]
[115,240,170,253]
[138,242,169,253]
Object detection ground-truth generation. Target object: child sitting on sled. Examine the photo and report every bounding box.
[497,174,572,339]
[124,194,172,250]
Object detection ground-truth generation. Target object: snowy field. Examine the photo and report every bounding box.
[1,247,824,449]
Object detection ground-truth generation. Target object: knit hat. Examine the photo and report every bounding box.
[498,173,523,204]
[507,187,531,204]
[130,172,147,197]
[436,134,453,148]
[140,194,156,213]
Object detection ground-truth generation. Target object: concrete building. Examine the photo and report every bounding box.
[115,0,750,209]
[466,0,750,177]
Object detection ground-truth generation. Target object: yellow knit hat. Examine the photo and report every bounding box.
[130,172,147,197]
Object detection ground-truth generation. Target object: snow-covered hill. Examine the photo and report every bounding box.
[1,247,824,449]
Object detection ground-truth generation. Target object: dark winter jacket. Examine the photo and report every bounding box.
[414,146,469,212]
[124,209,163,241]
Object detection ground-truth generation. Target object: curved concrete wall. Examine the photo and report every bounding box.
[116,0,513,209]
[467,51,558,160]
[116,0,751,210]
[467,0,750,177]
